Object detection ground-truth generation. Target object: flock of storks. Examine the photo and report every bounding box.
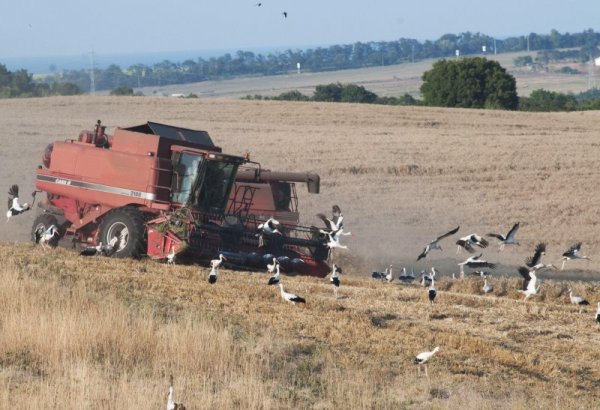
[7,185,600,398]
[372,222,600,321]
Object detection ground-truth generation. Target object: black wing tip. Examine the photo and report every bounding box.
[8,184,19,197]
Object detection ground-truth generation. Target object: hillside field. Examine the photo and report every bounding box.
[1,96,600,408]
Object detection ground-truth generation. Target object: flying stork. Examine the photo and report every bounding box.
[517,266,540,300]
[316,205,344,233]
[6,184,31,221]
[417,226,460,261]
[456,233,489,254]
[560,242,591,270]
[486,222,520,250]
[457,254,496,275]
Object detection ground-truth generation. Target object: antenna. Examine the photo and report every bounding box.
[89,50,96,95]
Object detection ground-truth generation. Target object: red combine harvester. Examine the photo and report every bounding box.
[33,121,330,276]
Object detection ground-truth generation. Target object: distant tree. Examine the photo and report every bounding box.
[51,82,80,96]
[420,57,518,110]
[109,86,134,96]
[313,82,344,102]
[340,84,377,103]
[519,89,577,112]
[274,90,310,101]
[513,56,533,67]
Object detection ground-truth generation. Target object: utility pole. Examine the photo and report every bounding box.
[89,50,96,95]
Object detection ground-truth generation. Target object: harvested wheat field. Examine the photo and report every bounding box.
[1,96,600,408]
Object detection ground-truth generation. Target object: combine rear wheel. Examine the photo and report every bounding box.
[98,207,146,258]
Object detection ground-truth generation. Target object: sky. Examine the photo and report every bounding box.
[1,0,599,60]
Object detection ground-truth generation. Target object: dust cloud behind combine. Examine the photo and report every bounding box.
[1,96,600,279]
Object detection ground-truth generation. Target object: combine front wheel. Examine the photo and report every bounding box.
[98,207,146,258]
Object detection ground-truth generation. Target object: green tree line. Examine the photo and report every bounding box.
[31,28,600,93]
[0,64,80,98]
[249,57,600,113]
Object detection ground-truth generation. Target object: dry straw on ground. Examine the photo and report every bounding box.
[0,243,599,409]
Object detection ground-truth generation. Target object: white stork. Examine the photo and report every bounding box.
[385,265,393,283]
[595,302,600,324]
[561,242,591,270]
[258,217,282,235]
[330,264,342,298]
[568,289,589,314]
[517,266,540,300]
[167,375,185,410]
[428,277,437,304]
[207,254,225,285]
[482,278,494,294]
[486,222,520,250]
[320,227,351,250]
[316,204,344,233]
[456,233,489,254]
[35,224,59,249]
[267,257,279,274]
[279,284,306,304]
[415,347,440,377]
[268,262,281,286]
[458,254,496,275]
[6,184,31,221]
[417,226,459,260]
[166,248,176,264]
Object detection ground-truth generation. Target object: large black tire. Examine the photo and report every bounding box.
[98,207,146,258]
[31,213,62,247]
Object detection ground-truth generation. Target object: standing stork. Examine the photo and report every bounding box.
[267,262,281,286]
[456,233,489,254]
[279,284,306,304]
[428,277,437,304]
[417,226,460,260]
[167,374,186,410]
[486,222,520,250]
[415,347,440,377]
[595,302,600,324]
[482,277,494,294]
[330,264,342,298]
[561,242,591,270]
[207,254,226,284]
[385,265,393,283]
[35,224,59,249]
[568,289,589,314]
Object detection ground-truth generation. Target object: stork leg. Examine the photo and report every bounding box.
[561,260,566,270]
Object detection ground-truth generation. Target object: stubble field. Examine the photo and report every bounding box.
[0,96,600,408]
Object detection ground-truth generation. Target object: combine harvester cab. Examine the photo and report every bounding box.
[34,121,330,276]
